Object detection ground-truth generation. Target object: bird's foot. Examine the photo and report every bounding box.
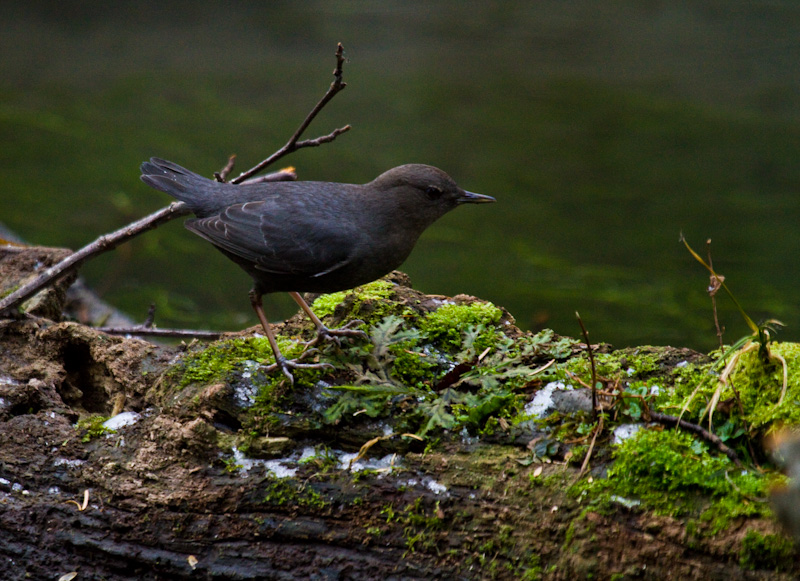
[304,319,367,349]
[264,355,334,384]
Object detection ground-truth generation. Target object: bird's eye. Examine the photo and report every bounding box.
[424,185,443,200]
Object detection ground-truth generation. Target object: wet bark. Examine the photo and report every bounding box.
[0,246,796,580]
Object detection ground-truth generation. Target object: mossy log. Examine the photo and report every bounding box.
[0,246,798,580]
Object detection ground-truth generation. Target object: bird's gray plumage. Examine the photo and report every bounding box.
[140,158,494,295]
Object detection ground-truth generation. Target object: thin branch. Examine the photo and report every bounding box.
[0,44,348,320]
[98,302,224,340]
[240,167,298,185]
[142,304,157,328]
[576,312,597,421]
[578,413,604,479]
[214,154,237,182]
[680,232,759,335]
[232,42,350,184]
[0,202,191,316]
[648,411,741,467]
[706,239,725,349]
[98,327,223,340]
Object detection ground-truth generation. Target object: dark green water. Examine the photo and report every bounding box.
[2,2,799,351]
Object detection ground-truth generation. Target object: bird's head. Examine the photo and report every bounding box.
[369,164,495,224]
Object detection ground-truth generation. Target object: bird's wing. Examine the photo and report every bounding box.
[185,200,359,277]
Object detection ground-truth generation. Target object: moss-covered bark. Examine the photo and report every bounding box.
[0,247,798,579]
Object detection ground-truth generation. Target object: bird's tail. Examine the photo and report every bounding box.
[140,158,222,214]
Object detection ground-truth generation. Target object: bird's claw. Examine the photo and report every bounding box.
[297,347,321,360]
[304,320,367,349]
[264,356,335,384]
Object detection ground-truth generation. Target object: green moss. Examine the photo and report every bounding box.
[390,345,442,388]
[521,563,543,581]
[607,429,731,514]
[365,525,382,537]
[516,329,579,361]
[564,348,664,384]
[311,279,399,323]
[739,530,795,571]
[663,342,800,443]
[419,301,503,352]
[297,445,339,472]
[563,353,613,379]
[624,350,662,376]
[464,519,544,578]
[728,342,800,430]
[666,359,715,402]
[318,309,567,440]
[455,391,519,433]
[0,284,20,299]
[566,444,588,466]
[574,428,784,532]
[354,313,567,430]
[222,456,243,473]
[562,522,576,549]
[382,497,444,555]
[168,335,303,388]
[262,477,328,509]
[76,415,113,442]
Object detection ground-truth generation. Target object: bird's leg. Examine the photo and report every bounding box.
[249,290,333,383]
[288,291,367,349]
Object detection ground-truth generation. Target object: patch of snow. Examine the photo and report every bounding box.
[612,423,643,445]
[524,381,567,418]
[263,459,298,479]
[425,479,448,495]
[611,495,641,508]
[103,411,141,430]
[53,458,85,468]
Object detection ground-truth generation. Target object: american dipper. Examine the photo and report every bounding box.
[140,157,495,382]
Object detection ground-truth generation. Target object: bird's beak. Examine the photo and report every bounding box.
[458,190,496,204]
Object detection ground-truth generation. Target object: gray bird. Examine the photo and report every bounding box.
[140,158,495,382]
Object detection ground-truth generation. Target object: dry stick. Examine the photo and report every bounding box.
[232,42,350,185]
[576,312,598,421]
[142,303,157,328]
[706,239,725,349]
[99,327,223,340]
[573,312,601,480]
[99,303,225,340]
[577,413,604,479]
[649,411,741,467]
[214,154,238,182]
[704,240,756,463]
[0,44,350,321]
[0,202,191,316]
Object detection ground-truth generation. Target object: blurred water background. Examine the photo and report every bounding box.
[2,1,798,351]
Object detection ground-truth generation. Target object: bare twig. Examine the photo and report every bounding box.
[0,44,348,320]
[97,294,223,338]
[576,312,597,421]
[232,43,351,184]
[0,202,191,316]
[648,411,741,467]
[214,154,237,182]
[577,413,604,479]
[681,232,759,336]
[142,304,156,328]
[706,239,725,349]
[98,326,223,340]
[240,167,298,185]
